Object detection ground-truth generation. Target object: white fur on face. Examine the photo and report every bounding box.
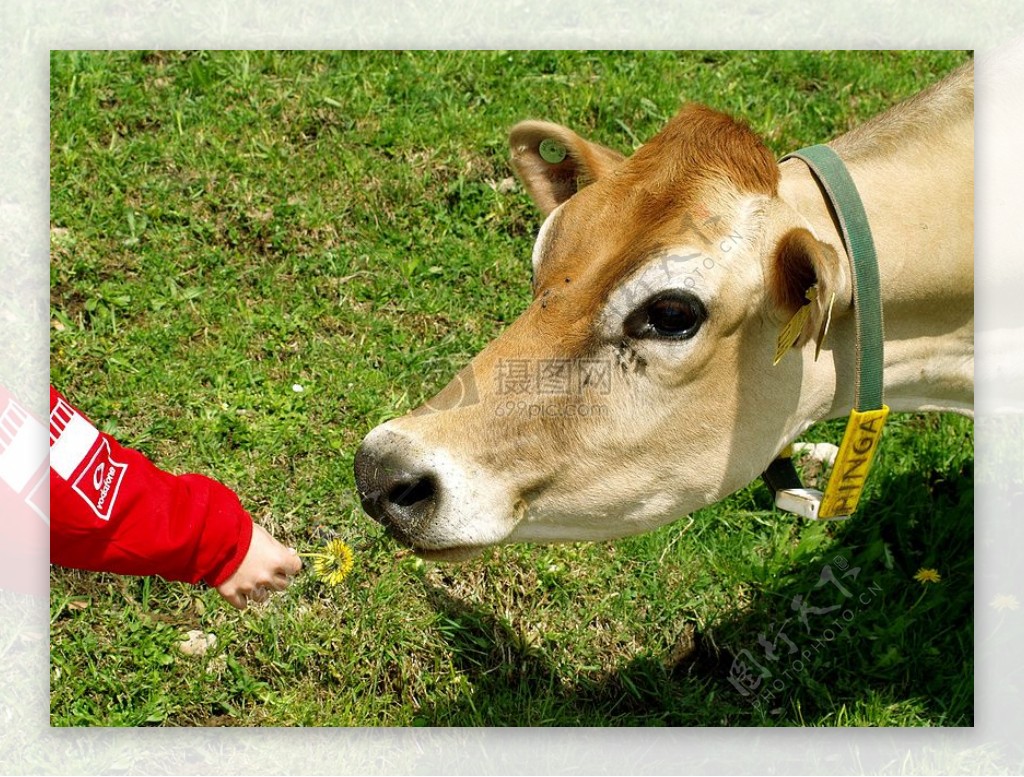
[531,203,564,275]
[597,244,720,345]
[598,196,768,346]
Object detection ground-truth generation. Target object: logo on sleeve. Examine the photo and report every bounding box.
[71,438,127,521]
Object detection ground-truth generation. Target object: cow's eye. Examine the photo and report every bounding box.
[625,291,706,340]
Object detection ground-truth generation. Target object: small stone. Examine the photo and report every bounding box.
[178,629,217,657]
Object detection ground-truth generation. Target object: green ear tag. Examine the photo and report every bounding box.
[539,138,567,164]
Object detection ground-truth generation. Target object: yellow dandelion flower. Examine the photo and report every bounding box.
[913,567,942,585]
[990,594,1020,612]
[301,539,354,586]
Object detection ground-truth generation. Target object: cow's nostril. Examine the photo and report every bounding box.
[388,475,436,509]
[354,439,441,539]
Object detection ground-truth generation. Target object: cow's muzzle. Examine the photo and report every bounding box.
[354,438,440,544]
[354,422,523,556]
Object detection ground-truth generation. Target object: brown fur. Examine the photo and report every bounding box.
[520,105,779,357]
[620,104,779,198]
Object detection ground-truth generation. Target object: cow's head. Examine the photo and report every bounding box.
[354,104,852,559]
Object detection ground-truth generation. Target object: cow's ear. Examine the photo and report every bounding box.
[509,121,625,216]
[768,227,852,351]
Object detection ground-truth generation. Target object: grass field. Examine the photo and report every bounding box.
[49,50,973,727]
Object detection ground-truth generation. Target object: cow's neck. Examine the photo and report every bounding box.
[778,131,974,423]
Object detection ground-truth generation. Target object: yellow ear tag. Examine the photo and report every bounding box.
[814,291,837,361]
[818,405,890,519]
[773,285,818,366]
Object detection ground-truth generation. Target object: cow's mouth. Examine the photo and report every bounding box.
[414,545,487,562]
[382,522,489,562]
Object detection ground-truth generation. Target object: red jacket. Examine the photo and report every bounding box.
[0,384,49,596]
[49,387,253,587]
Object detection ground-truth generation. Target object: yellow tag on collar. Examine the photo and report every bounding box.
[773,286,818,365]
[818,405,890,519]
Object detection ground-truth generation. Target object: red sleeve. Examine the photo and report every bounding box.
[49,387,253,587]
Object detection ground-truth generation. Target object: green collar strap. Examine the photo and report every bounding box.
[766,144,890,521]
[781,145,885,411]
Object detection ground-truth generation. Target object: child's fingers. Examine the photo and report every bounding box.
[267,573,291,591]
[214,527,304,609]
[249,586,269,604]
[222,589,247,610]
[283,550,302,575]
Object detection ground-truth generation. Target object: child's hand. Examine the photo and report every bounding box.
[216,524,302,609]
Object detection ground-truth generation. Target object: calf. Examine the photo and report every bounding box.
[355,61,973,559]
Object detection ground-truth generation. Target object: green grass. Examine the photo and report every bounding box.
[49,50,973,727]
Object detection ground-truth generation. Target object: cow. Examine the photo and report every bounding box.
[354,60,974,561]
